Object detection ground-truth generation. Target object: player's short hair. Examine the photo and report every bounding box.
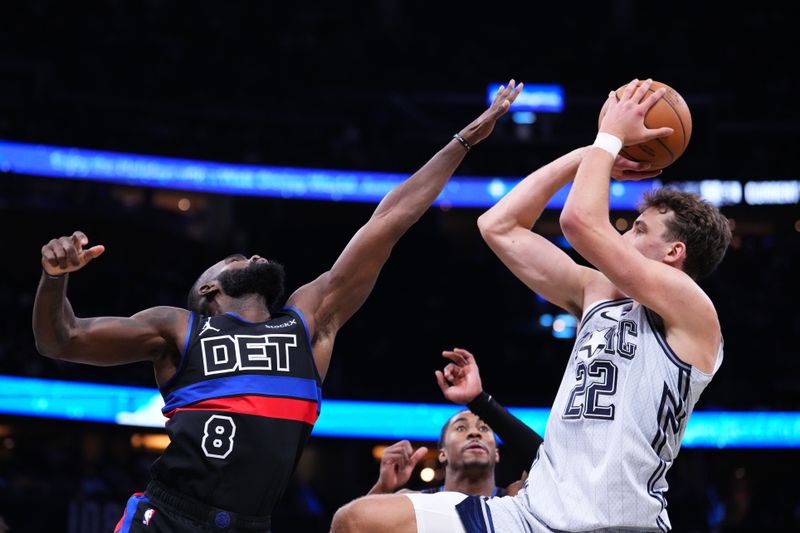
[639,188,731,279]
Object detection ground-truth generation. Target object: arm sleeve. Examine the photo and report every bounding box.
[467,391,543,468]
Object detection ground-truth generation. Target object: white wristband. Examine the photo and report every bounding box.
[592,132,623,158]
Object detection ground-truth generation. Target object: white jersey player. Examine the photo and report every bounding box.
[330,79,731,533]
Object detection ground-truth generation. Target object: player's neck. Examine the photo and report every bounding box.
[218,295,271,323]
[444,467,496,497]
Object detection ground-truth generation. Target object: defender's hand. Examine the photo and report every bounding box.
[459,79,523,146]
[372,440,428,494]
[435,348,483,405]
[41,231,105,276]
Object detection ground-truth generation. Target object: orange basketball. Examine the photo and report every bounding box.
[598,80,692,170]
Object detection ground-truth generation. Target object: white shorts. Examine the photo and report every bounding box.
[404,492,469,533]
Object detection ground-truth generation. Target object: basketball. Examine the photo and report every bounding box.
[598,80,692,170]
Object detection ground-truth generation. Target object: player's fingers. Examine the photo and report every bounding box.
[50,239,69,269]
[620,78,639,100]
[642,127,674,142]
[614,156,651,170]
[441,350,462,364]
[624,169,662,180]
[81,245,105,263]
[493,85,505,104]
[72,230,89,247]
[633,78,652,103]
[435,370,449,392]
[510,81,523,103]
[444,362,459,373]
[41,243,60,268]
[452,348,474,362]
[447,349,469,367]
[443,365,456,382]
[641,86,666,110]
[409,447,428,467]
[58,236,81,267]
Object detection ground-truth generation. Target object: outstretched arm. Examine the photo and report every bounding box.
[478,147,658,316]
[33,232,188,376]
[288,81,523,380]
[436,348,542,469]
[560,79,720,372]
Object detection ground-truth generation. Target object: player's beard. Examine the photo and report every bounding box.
[217,260,286,309]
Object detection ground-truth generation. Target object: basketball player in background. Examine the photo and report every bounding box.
[330,79,731,532]
[32,81,522,533]
[368,349,541,497]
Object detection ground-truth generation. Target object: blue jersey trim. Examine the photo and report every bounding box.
[283,306,313,348]
[162,374,321,412]
[283,306,323,385]
[182,312,195,355]
[160,311,195,392]
[117,492,149,533]
[225,312,258,324]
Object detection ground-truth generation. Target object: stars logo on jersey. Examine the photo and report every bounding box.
[199,317,221,337]
[576,327,612,362]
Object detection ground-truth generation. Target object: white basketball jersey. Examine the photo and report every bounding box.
[491,298,722,532]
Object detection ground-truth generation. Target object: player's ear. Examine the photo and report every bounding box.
[438,448,447,466]
[199,280,220,297]
[664,241,686,267]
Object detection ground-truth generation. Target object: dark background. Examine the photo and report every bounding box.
[1,1,798,531]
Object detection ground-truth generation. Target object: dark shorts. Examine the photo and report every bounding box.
[114,481,272,533]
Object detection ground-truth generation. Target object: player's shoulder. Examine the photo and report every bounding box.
[133,305,191,325]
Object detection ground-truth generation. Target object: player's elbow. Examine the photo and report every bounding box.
[559,209,591,244]
[477,211,507,242]
[34,339,65,359]
[33,330,75,360]
[330,499,373,533]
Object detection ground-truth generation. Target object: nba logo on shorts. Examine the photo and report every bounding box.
[142,508,156,526]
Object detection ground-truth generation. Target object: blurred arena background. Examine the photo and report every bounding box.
[1,2,798,531]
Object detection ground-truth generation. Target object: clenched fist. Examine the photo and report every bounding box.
[41,231,105,276]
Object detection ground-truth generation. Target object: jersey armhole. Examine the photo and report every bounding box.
[161,311,195,392]
[282,306,322,385]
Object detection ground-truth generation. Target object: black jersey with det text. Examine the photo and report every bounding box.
[150,307,321,517]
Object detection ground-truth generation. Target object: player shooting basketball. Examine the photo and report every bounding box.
[331,79,731,533]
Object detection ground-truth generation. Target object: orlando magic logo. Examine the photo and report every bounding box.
[576,327,613,362]
[575,318,639,363]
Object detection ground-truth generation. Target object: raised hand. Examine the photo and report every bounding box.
[435,348,483,405]
[41,231,105,277]
[458,79,523,146]
[599,78,674,147]
[369,440,428,494]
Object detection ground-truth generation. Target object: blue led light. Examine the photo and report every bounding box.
[0,375,798,448]
[0,140,657,209]
[487,84,564,113]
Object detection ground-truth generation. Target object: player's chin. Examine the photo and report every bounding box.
[462,458,493,470]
